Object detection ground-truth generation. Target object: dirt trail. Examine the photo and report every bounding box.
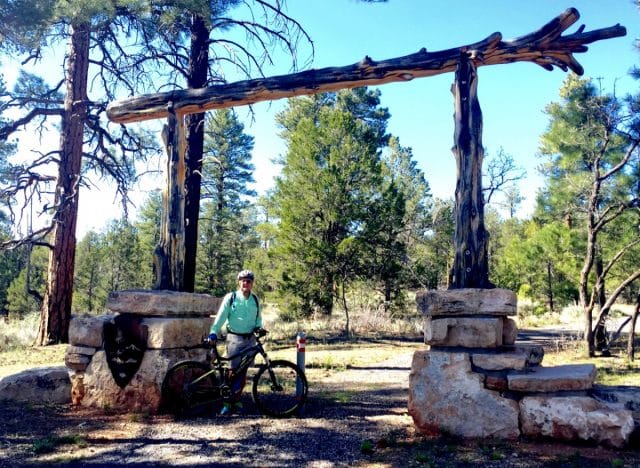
[0,351,414,466]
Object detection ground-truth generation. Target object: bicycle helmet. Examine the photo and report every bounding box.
[237,269,255,281]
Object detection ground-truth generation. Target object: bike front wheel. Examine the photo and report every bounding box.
[252,360,308,417]
[161,361,221,417]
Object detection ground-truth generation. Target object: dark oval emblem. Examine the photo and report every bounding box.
[104,314,148,388]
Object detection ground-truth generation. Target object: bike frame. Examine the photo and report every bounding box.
[186,334,272,401]
[163,328,307,417]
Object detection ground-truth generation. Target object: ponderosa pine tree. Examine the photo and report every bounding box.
[271,88,394,317]
[135,190,163,289]
[73,230,105,313]
[376,136,432,308]
[0,0,157,344]
[537,75,640,355]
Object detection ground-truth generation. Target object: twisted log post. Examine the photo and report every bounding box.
[155,103,186,290]
[449,55,493,289]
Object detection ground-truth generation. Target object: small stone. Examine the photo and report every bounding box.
[425,316,503,348]
[65,352,92,372]
[484,375,509,391]
[66,345,97,356]
[417,288,517,317]
[520,395,634,447]
[471,350,529,371]
[106,289,221,317]
[508,364,596,392]
[69,314,114,347]
[502,318,517,345]
[502,344,544,366]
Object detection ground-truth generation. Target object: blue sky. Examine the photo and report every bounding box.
[238,0,640,218]
[5,1,640,233]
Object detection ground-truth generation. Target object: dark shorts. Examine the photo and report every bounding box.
[226,333,257,370]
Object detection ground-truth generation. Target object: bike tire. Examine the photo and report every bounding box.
[252,360,308,417]
[161,361,221,417]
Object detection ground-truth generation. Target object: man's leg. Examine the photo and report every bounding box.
[221,334,256,414]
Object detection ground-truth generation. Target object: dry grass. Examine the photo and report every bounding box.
[542,335,640,386]
[0,312,40,350]
[261,301,423,343]
[0,345,67,378]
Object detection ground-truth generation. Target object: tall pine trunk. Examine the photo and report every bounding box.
[183,15,209,292]
[37,22,90,345]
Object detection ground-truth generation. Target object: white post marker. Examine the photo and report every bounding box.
[296,332,306,397]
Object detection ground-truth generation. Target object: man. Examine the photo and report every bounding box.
[208,269,263,415]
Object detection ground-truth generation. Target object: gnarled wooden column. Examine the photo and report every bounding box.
[449,54,493,289]
[155,103,186,291]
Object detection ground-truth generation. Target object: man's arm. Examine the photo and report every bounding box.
[210,293,231,335]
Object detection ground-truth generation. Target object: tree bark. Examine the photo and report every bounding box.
[546,261,554,312]
[37,22,90,345]
[448,54,493,289]
[183,14,209,293]
[107,8,625,124]
[594,251,608,351]
[153,106,186,291]
[627,295,640,361]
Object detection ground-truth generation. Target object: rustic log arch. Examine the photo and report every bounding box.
[107,8,625,291]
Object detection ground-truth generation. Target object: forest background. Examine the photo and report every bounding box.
[0,1,639,357]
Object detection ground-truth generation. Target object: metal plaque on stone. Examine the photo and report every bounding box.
[104,314,148,388]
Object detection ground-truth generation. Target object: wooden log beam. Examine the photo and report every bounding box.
[107,8,625,124]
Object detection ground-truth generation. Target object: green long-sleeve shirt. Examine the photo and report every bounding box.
[210,290,261,335]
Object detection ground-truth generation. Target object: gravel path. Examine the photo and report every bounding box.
[1,351,416,467]
[3,344,636,467]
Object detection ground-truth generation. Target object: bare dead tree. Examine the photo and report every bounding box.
[483,148,527,205]
[128,1,313,291]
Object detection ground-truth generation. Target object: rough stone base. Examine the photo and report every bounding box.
[520,395,634,448]
[409,348,634,446]
[74,348,207,413]
[408,349,520,439]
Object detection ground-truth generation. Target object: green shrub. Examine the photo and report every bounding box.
[360,439,374,454]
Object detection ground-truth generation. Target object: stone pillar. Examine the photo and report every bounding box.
[408,288,634,447]
[65,290,221,413]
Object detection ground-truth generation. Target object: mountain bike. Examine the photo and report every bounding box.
[161,328,308,418]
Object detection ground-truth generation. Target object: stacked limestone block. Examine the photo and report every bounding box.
[408,288,634,447]
[65,290,220,413]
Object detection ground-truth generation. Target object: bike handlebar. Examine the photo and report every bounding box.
[202,327,268,348]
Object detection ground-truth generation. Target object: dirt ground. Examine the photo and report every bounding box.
[1,345,640,467]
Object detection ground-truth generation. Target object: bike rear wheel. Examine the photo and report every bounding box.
[161,361,221,417]
[252,360,307,417]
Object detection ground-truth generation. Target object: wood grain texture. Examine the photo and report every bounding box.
[107,8,625,124]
